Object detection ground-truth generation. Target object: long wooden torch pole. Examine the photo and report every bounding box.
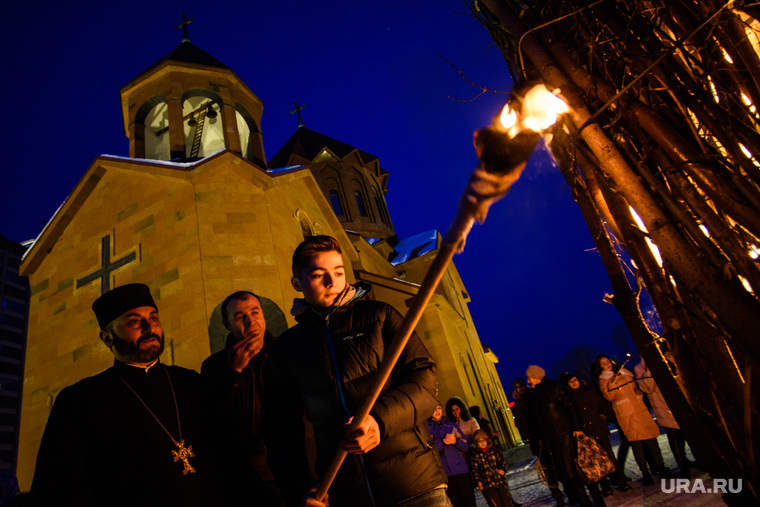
[315,127,540,502]
[314,239,460,501]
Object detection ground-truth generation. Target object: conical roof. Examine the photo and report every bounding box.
[268,126,378,168]
[123,41,231,88]
[151,40,231,69]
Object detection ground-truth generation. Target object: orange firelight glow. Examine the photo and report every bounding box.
[499,84,569,138]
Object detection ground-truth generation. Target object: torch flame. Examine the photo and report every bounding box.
[499,107,518,133]
[499,84,569,138]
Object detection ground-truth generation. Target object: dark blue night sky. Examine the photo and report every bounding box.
[1,1,626,396]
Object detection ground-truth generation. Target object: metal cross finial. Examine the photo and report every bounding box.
[290,100,307,128]
[176,12,194,43]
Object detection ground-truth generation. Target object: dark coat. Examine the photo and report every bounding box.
[567,386,611,439]
[530,378,582,482]
[30,361,218,507]
[512,388,540,455]
[511,388,532,437]
[201,331,282,506]
[262,286,446,507]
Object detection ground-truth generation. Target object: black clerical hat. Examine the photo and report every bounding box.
[92,283,157,329]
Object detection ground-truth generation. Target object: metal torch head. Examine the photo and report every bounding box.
[476,82,569,174]
[474,128,541,175]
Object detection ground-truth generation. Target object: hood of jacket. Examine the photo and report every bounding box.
[290,281,373,320]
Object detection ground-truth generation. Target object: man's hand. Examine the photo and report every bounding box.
[227,336,261,372]
[339,415,381,454]
[302,486,328,507]
[443,433,457,445]
[497,469,505,476]
[573,431,584,437]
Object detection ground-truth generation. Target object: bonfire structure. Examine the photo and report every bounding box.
[472,0,760,503]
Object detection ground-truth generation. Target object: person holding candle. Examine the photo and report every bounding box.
[445,397,480,445]
[428,404,477,507]
[594,355,675,485]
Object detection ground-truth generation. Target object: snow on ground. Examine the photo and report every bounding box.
[474,433,726,506]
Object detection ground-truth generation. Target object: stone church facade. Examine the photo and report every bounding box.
[17,39,518,488]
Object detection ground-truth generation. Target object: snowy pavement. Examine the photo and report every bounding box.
[472,433,725,506]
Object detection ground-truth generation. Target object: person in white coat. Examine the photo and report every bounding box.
[635,357,694,478]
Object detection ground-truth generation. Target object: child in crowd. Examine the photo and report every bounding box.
[469,429,514,507]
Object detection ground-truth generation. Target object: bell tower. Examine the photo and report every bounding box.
[268,126,396,241]
[119,20,266,166]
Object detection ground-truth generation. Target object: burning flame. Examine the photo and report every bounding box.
[499,84,569,138]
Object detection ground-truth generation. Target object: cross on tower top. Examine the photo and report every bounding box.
[176,12,194,43]
[290,100,307,128]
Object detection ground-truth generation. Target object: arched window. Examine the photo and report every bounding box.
[236,110,251,158]
[182,92,224,158]
[135,95,168,160]
[144,101,170,160]
[355,191,368,217]
[372,186,389,225]
[330,190,344,216]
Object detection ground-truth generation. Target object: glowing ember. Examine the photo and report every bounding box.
[498,84,569,138]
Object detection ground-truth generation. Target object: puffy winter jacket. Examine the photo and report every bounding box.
[428,417,469,476]
[262,285,446,507]
[600,369,660,441]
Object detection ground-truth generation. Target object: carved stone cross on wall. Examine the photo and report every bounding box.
[76,235,137,295]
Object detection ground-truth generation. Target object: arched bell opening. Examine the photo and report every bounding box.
[181,89,224,158]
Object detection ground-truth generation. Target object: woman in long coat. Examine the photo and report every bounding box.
[635,358,692,478]
[594,355,674,485]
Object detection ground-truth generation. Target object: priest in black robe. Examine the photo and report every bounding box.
[29,283,219,507]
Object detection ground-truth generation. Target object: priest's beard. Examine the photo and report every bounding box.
[112,331,165,363]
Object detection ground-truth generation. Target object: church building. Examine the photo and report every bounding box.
[17,32,519,488]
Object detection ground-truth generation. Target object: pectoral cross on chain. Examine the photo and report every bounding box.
[172,440,196,475]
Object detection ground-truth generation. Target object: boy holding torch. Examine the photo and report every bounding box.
[262,235,449,507]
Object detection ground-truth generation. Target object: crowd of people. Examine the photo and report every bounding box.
[22,236,451,507]
[511,356,696,507]
[428,399,517,507]
[9,233,695,507]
